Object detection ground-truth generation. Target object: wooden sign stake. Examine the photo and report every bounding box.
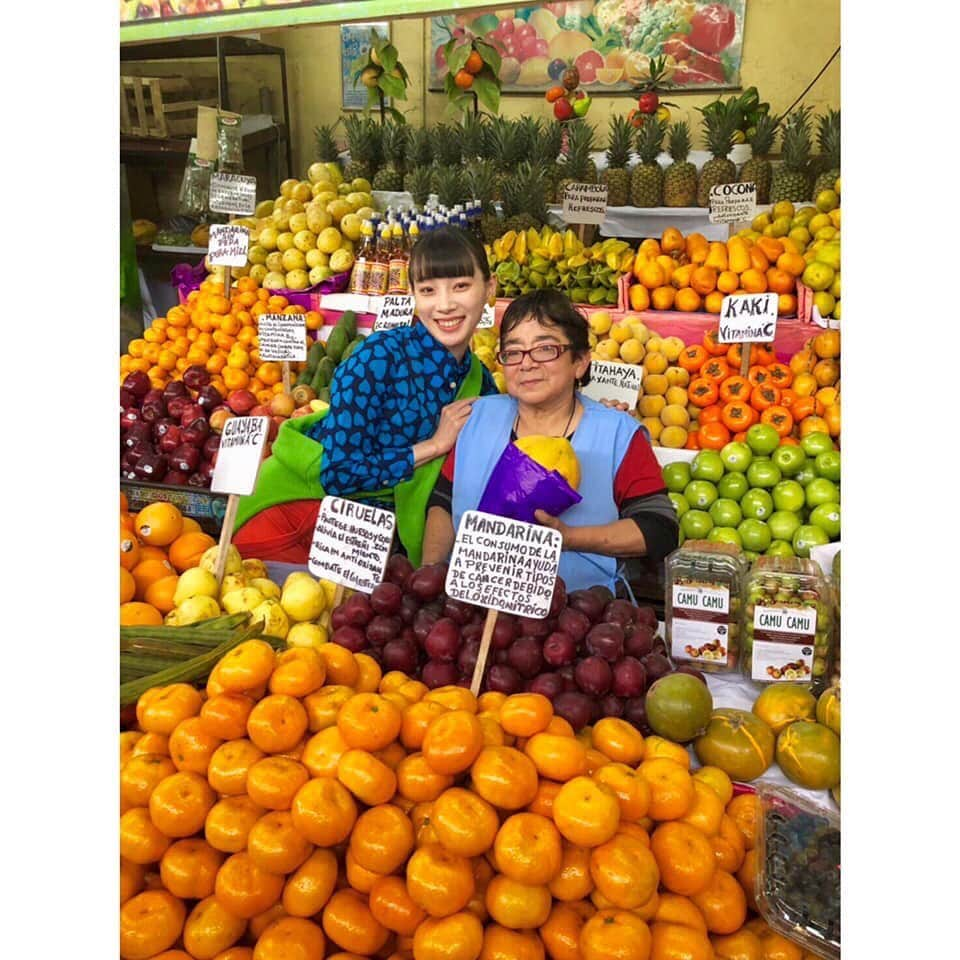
[282,360,291,395]
[470,608,500,697]
[213,495,240,584]
[740,341,752,378]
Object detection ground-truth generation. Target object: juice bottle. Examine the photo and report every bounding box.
[349,220,376,295]
[365,222,391,296]
[387,222,409,295]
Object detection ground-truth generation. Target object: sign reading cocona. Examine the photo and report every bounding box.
[717,293,779,343]
[708,181,757,224]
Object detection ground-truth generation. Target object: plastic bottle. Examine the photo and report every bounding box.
[387,222,409,295]
[366,222,391,296]
[349,220,376,295]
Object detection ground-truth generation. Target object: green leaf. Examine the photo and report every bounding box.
[380,44,398,74]
[379,71,407,101]
[472,73,501,115]
[475,39,501,77]
[386,106,406,125]
[447,42,470,77]
[366,86,379,108]
[445,73,457,96]
[443,36,457,61]
[396,63,410,84]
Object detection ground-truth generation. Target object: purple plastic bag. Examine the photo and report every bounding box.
[174,265,352,306]
[477,442,582,524]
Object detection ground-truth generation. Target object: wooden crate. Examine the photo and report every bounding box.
[120,76,218,139]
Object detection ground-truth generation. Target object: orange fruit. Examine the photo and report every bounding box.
[423,685,478,713]
[711,928,763,959]
[736,848,759,912]
[650,821,716,897]
[337,748,397,805]
[121,753,177,808]
[484,875,552,930]
[120,566,137,603]
[300,727,350,780]
[592,763,651,822]
[316,643,360,687]
[493,812,563,886]
[120,857,145,905]
[168,716,223,776]
[303,685,354,733]
[252,916,326,960]
[553,777,621,848]
[353,652,382,693]
[135,502,184,547]
[400,700,449,751]
[215,851,285,920]
[200,693,257,742]
[397,751,455,802]
[337,692,403,751]
[638,759,695,821]
[406,842,476,918]
[247,810,314,874]
[136,683,203,735]
[182,895,247,959]
[712,814,747,873]
[644,736,691,768]
[432,786,500,858]
[541,901,595,960]
[218,640,277,693]
[589,831,660,910]
[470,746,539,810]
[726,794,761,850]
[120,890,186,960]
[120,601,164,626]
[204,795,266,854]
[349,803,416,874]
[321,889,389,956]
[649,920,714,960]
[499,693,553,737]
[369,874,428,936]
[524,733,588,782]
[144,575,179,614]
[120,807,172,865]
[548,841,594,902]
[413,911,484,960]
[247,694,309,754]
[167,531,217,571]
[579,909,652,960]
[680,780,725,837]
[207,739,266,796]
[480,924,545,960]
[690,868,747,935]
[159,838,224,900]
[282,848,338,918]
[269,647,327,698]
[692,767,734,807]
[290,777,357,847]
[654,892,708,932]
[592,718,646,766]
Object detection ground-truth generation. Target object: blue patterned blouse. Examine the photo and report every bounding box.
[309,322,498,499]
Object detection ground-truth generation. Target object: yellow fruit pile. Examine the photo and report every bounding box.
[227,163,375,292]
[120,643,814,960]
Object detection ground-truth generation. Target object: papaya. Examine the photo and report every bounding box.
[694,708,775,782]
[815,684,840,735]
[752,684,816,735]
[775,720,840,790]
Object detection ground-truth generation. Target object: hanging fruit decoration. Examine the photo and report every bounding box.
[350,28,409,123]
[627,55,678,129]
[444,34,502,116]
[544,61,592,123]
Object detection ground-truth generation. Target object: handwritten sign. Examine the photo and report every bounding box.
[209,173,257,215]
[373,294,415,332]
[207,224,250,267]
[708,182,757,224]
[717,293,779,343]
[581,360,644,411]
[477,303,496,330]
[562,182,609,225]
[258,314,307,361]
[211,416,269,495]
[445,511,563,619]
[308,496,397,592]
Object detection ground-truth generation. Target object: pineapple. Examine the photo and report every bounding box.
[372,121,407,192]
[313,121,341,163]
[630,117,666,207]
[738,112,778,204]
[464,160,501,243]
[600,115,633,208]
[485,118,523,201]
[406,166,434,209]
[403,127,432,195]
[460,111,488,163]
[696,101,741,206]
[770,105,814,205]
[556,120,597,203]
[343,114,380,183]
[502,161,548,236]
[434,165,466,210]
[534,121,564,204]
[663,122,698,207]
[516,116,542,161]
[812,108,841,198]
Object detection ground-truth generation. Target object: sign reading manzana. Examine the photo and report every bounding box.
[430,2,746,93]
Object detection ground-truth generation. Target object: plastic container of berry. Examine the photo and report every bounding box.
[754,783,840,959]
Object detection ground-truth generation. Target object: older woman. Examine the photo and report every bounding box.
[422,289,679,593]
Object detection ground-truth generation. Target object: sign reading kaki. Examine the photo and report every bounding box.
[708,181,757,224]
[445,511,563,619]
[308,497,396,593]
[209,173,257,215]
[581,360,643,411]
[207,224,250,267]
[257,314,307,362]
[211,416,270,496]
[562,182,608,225]
[373,294,415,332]
[717,293,779,343]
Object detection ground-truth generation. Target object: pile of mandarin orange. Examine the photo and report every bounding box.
[120,640,818,960]
[119,278,321,408]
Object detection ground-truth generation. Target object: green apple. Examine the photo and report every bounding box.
[681,509,714,540]
[708,526,743,547]
[719,441,753,473]
[745,423,780,456]
[793,464,818,487]
[743,549,760,563]
[669,492,690,519]
[684,480,719,511]
[809,502,841,539]
[793,524,830,557]
[746,459,782,489]
[738,518,772,552]
[805,477,840,509]
[772,480,806,513]
[663,461,692,493]
[814,450,841,483]
[717,472,749,502]
[800,431,835,457]
[768,510,802,542]
[690,450,725,483]
[710,498,743,528]
[741,489,774,521]
[766,540,795,558]
[772,444,807,477]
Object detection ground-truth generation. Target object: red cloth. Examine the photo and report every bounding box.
[232,499,321,564]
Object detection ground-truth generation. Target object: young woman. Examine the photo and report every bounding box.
[422,289,678,593]
[233,225,499,566]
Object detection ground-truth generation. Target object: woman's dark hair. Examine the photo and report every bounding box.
[500,289,593,386]
[409,224,491,285]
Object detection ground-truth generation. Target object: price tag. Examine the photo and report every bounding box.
[308,496,397,592]
[477,303,496,330]
[580,360,643,410]
[258,314,307,361]
[207,224,250,268]
[717,293,779,343]
[211,416,270,496]
[708,182,757,224]
[209,173,257,215]
[562,182,609,225]
[445,511,563,619]
[373,294,415,332]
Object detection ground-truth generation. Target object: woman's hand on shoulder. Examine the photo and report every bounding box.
[430,397,477,456]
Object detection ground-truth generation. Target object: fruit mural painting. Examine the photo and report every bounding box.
[430,2,746,92]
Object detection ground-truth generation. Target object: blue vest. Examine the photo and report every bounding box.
[452,394,642,593]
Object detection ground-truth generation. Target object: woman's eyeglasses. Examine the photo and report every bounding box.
[497,343,573,366]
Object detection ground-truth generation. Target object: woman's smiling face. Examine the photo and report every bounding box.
[413,268,496,359]
[501,317,591,408]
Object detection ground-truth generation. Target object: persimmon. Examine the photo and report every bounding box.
[720,402,756,433]
[702,329,729,356]
[120,890,186,960]
[678,345,708,372]
[749,383,780,411]
[688,378,719,408]
[698,421,731,451]
[760,406,794,437]
[698,404,723,425]
[719,375,750,402]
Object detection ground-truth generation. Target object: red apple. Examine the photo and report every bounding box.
[250,404,272,418]
[209,408,234,434]
[227,390,258,415]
